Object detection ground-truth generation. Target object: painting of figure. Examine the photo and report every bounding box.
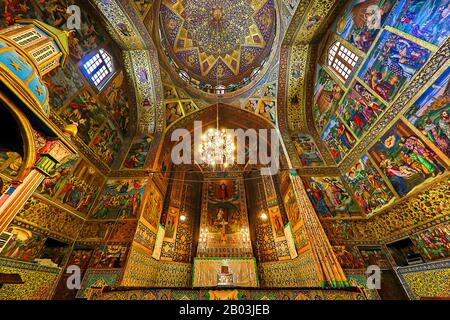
[314,66,344,132]
[164,208,180,240]
[89,245,128,269]
[303,176,360,218]
[412,224,450,261]
[333,245,365,269]
[0,226,46,262]
[405,67,450,158]
[90,122,122,167]
[123,136,152,169]
[268,207,285,238]
[292,133,325,166]
[43,60,84,109]
[58,91,104,145]
[91,179,148,220]
[166,102,183,126]
[338,81,387,138]
[344,155,394,214]
[49,160,103,213]
[358,30,431,103]
[206,180,243,245]
[284,185,301,228]
[333,0,394,52]
[102,72,131,133]
[369,120,446,197]
[321,115,356,164]
[142,182,163,230]
[256,100,277,124]
[389,0,450,46]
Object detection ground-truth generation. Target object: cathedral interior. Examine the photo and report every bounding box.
[0,0,449,301]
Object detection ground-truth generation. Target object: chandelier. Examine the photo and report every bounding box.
[199,127,235,168]
[198,18,236,170]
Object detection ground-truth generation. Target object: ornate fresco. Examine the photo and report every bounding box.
[159,0,277,86]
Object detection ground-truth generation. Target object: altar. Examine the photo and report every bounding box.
[193,258,258,288]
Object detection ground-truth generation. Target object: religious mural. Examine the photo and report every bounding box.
[321,115,356,163]
[333,0,394,53]
[291,133,325,166]
[388,0,450,47]
[101,72,131,133]
[164,207,180,240]
[142,182,164,230]
[205,180,244,248]
[313,65,344,133]
[283,185,301,229]
[404,67,450,159]
[0,226,46,262]
[358,247,391,269]
[344,155,395,214]
[123,135,153,169]
[303,176,360,218]
[411,224,450,261]
[91,179,148,220]
[89,244,129,269]
[39,157,104,214]
[369,120,446,197]
[90,121,122,167]
[332,245,365,269]
[358,30,431,103]
[166,102,184,127]
[337,80,387,138]
[268,207,285,239]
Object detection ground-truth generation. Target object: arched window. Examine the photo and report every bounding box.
[328,41,359,81]
[82,48,114,90]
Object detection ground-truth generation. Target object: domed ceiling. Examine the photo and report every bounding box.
[159,0,276,88]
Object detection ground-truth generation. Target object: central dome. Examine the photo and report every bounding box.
[160,0,276,91]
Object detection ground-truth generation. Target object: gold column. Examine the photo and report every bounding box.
[289,170,349,288]
[0,141,73,234]
[0,169,45,233]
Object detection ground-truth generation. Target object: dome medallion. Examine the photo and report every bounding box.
[160,0,277,93]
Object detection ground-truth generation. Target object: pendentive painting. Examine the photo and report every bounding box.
[358,30,431,103]
[291,133,325,166]
[369,119,446,197]
[302,176,360,218]
[321,115,356,164]
[337,80,387,138]
[333,0,394,52]
[122,135,153,169]
[404,67,450,159]
[344,155,395,214]
[91,179,148,220]
[388,0,450,47]
[313,65,344,133]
